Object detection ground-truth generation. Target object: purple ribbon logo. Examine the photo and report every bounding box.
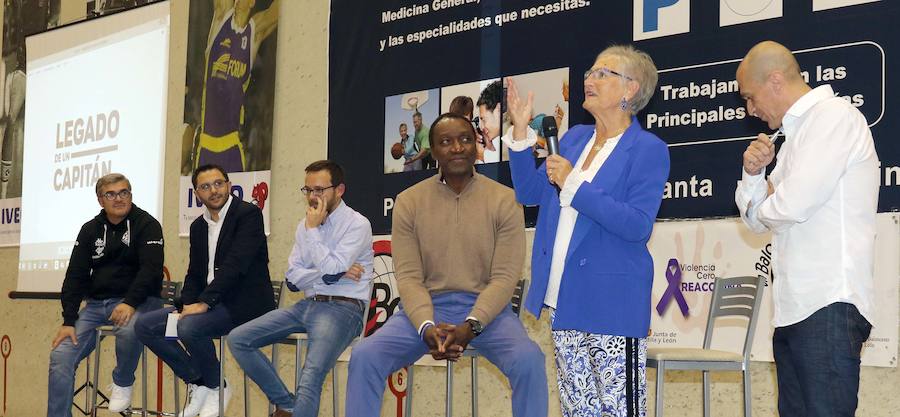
[656,258,689,317]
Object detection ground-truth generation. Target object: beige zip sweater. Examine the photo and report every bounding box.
[392,173,525,330]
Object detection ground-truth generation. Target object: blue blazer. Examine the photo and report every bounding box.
[509,118,670,337]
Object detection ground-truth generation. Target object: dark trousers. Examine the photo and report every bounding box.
[773,302,871,417]
[134,306,236,388]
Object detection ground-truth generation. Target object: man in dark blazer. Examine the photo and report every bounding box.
[135,164,275,417]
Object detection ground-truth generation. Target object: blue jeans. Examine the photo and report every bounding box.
[346,292,548,417]
[134,305,235,388]
[227,298,363,416]
[773,302,872,417]
[47,297,163,417]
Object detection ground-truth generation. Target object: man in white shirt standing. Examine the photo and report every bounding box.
[735,40,878,417]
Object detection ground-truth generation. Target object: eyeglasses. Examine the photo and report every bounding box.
[102,189,131,201]
[196,179,228,192]
[300,185,336,196]
[583,67,632,81]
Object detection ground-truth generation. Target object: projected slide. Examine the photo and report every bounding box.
[18,2,169,293]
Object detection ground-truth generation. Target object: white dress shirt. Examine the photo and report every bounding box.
[501,127,622,308]
[202,195,233,284]
[735,85,879,327]
[482,136,501,163]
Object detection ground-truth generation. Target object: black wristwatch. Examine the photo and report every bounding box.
[466,318,484,336]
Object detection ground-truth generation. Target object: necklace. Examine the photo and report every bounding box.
[593,126,627,151]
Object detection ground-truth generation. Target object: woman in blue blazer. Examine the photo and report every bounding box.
[505,45,670,417]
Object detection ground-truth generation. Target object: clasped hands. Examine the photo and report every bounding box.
[423,322,475,361]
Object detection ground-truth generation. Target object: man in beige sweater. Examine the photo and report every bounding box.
[346,113,547,417]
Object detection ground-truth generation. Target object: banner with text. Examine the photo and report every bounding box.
[648,214,899,367]
[178,172,271,236]
[328,0,900,234]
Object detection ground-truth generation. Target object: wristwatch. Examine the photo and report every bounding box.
[465,318,484,336]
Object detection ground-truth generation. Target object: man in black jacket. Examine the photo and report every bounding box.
[135,164,274,417]
[47,173,164,417]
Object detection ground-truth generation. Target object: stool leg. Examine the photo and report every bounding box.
[84,351,92,414]
[742,369,752,417]
[446,360,453,417]
[405,366,414,417]
[244,372,250,417]
[702,370,710,417]
[295,339,302,390]
[91,331,102,417]
[655,362,665,417]
[141,347,148,416]
[471,356,478,417]
[268,344,278,416]
[332,361,340,417]
[219,337,225,417]
[174,372,180,417]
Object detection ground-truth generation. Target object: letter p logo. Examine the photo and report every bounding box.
[644,0,679,32]
[634,0,690,41]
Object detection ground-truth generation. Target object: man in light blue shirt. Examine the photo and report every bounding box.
[227,160,373,417]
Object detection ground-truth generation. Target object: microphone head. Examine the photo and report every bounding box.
[541,116,559,138]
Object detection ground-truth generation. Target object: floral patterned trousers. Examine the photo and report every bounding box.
[551,327,647,417]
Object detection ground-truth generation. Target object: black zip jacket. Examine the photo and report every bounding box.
[60,204,164,326]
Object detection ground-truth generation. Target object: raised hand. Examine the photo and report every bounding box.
[305,195,327,229]
[505,78,534,140]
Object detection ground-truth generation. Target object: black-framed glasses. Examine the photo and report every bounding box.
[583,67,633,81]
[102,189,132,201]
[196,179,228,192]
[300,185,336,196]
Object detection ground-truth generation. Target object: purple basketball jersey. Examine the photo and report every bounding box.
[201,13,253,137]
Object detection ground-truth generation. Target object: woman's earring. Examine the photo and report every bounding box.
[620,97,628,111]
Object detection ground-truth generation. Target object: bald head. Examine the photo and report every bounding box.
[737,41,804,85]
[735,41,812,130]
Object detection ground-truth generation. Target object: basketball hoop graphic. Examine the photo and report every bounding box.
[400,91,429,112]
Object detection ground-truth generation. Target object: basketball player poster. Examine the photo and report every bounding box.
[0,0,61,246]
[179,0,279,235]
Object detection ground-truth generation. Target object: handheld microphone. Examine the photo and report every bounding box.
[541,117,561,194]
[542,116,560,156]
[768,128,783,144]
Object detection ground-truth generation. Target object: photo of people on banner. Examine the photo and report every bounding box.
[181,0,279,175]
[383,69,568,174]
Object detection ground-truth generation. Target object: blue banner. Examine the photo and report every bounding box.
[328,0,900,234]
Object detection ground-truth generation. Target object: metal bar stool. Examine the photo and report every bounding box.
[90,280,183,416]
[647,276,765,417]
[405,278,527,417]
